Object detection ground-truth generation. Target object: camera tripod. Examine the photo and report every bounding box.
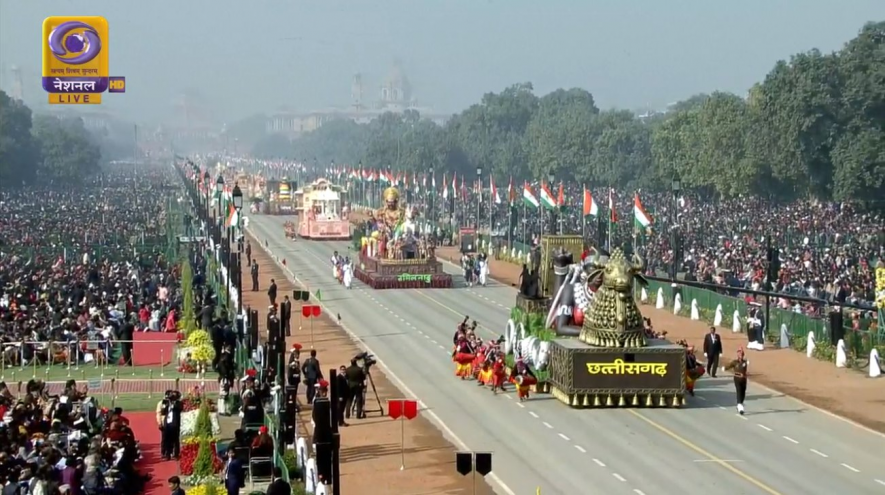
[350,368,383,418]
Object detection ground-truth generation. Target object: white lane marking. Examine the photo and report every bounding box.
[718,406,727,410]
[558,433,570,441]
[437,345,445,350]
[430,339,438,344]
[517,403,525,409]
[542,422,553,429]
[504,395,512,400]
[840,463,860,473]
[529,411,539,418]
[782,436,799,444]
[250,228,518,495]
[810,449,828,458]
[612,473,627,482]
[424,334,430,339]
[593,459,606,467]
[696,396,707,401]
[757,424,772,432]
[875,479,885,486]
[634,490,646,495]
[574,445,586,453]
[737,414,748,420]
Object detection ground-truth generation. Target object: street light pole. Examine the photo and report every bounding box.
[232,183,244,315]
[547,173,555,236]
[476,167,482,233]
[670,175,682,280]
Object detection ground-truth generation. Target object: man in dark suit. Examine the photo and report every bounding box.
[266,467,291,495]
[280,295,292,336]
[251,262,260,291]
[268,278,278,306]
[223,448,245,495]
[703,326,723,378]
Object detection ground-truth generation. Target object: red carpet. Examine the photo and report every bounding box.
[133,332,177,366]
[128,411,178,495]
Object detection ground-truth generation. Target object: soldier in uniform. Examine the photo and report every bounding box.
[251,262,260,291]
[281,295,292,336]
[287,343,302,411]
[725,347,750,415]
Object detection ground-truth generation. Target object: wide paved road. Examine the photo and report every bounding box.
[250,215,885,495]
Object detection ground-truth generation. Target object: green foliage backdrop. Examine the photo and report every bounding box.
[253,21,885,203]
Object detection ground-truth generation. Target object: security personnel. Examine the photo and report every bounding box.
[157,390,183,460]
[287,343,302,402]
[344,358,367,419]
[281,295,292,336]
[251,262,260,291]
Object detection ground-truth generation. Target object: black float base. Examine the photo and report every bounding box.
[547,338,687,409]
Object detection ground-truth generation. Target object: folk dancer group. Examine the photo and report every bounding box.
[451,316,537,401]
[330,250,354,289]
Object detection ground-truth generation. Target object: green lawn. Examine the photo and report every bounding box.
[0,363,217,382]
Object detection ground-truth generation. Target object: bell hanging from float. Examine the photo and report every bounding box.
[605,395,613,407]
[593,395,601,407]
[618,395,626,407]
[658,395,667,407]
[672,395,681,407]
[632,394,639,407]
[645,394,653,407]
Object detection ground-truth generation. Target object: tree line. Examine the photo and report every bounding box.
[0,90,102,185]
[253,21,885,204]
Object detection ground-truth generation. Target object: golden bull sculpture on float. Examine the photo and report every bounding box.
[545,248,687,409]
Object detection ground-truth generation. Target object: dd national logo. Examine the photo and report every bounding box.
[42,16,126,105]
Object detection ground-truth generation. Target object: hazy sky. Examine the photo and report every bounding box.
[1,0,881,125]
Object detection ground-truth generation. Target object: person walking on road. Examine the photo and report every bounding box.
[703,326,722,378]
[725,347,749,415]
[251,262,260,291]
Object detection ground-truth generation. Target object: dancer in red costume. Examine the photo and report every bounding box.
[509,357,537,401]
[684,345,705,396]
[452,335,475,379]
[491,355,507,394]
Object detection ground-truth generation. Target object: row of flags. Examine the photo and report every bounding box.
[337,167,656,229]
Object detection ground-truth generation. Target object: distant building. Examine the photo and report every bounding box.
[267,63,450,136]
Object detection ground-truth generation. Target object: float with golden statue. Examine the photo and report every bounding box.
[502,236,688,408]
[295,178,351,240]
[354,186,453,289]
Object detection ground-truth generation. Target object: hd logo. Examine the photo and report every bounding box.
[109,76,126,93]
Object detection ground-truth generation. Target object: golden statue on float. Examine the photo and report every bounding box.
[580,248,648,348]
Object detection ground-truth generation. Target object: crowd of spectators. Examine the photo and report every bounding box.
[0,167,186,369]
[414,185,882,315]
[0,164,184,494]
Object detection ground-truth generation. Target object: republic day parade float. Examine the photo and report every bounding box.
[294,178,351,240]
[355,186,452,289]
[501,236,688,408]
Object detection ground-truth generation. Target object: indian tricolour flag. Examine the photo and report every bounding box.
[225,202,239,229]
[634,193,653,229]
[539,182,557,210]
[583,186,599,217]
[442,173,448,199]
[522,182,539,209]
[490,177,502,204]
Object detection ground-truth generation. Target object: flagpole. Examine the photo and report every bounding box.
[607,188,613,252]
[488,182,493,254]
[582,185,586,241]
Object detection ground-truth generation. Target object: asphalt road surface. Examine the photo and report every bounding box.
[249,215,885,495]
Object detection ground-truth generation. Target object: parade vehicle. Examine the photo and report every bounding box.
[354,186,452,289]
[295,179,351,240]
[265,178,297,215]
[493,236,688,408]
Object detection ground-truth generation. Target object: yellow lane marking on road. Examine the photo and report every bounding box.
[627,410,783,495]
